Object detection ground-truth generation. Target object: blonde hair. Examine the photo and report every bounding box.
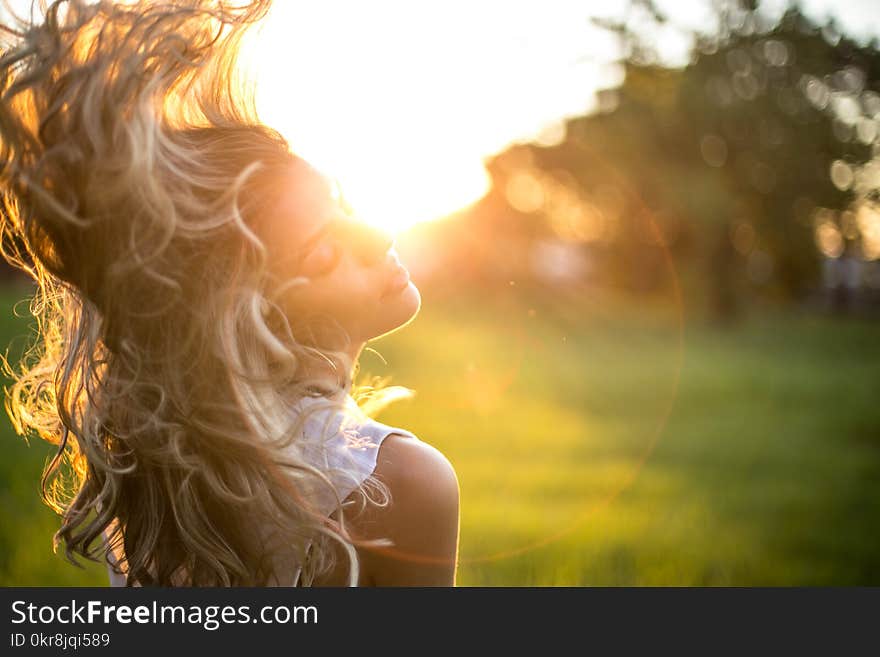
[0,0,412,586]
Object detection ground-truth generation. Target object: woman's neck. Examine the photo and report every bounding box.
[300,340,365,396]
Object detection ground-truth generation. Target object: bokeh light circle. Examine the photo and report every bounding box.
[363,139,686,570]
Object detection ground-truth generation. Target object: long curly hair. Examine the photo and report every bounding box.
[0,0,413,586]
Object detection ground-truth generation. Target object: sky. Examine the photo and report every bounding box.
[247,1,627,230]
[247,0,880,230]
[3,0,879,230]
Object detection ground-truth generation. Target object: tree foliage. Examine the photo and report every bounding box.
[455,1,880,316]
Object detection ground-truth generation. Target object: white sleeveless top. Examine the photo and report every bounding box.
[105,393,419,586]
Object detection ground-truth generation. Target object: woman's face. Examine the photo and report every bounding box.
[264,165,421,350]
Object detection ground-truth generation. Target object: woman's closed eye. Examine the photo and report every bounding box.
[299,239,341,277]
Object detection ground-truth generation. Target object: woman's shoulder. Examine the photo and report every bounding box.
[373,432,458,502]
[349,432,459,586]
[293,393,459,585]
[291,394,443,511]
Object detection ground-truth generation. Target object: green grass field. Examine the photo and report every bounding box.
[1,281,879,585]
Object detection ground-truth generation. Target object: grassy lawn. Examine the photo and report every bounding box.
[1,281,878,585]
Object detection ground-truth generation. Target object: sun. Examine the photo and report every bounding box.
[241,3,492,236]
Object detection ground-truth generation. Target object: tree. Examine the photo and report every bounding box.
[466,0,880,319]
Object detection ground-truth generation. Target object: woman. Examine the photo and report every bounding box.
[0,0,459,586]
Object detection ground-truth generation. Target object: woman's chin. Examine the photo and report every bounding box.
[390,280,421,319]
[371,282,420,339]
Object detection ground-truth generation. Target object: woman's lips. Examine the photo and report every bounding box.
[383,265,410,296]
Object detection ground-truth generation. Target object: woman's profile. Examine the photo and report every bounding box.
[0,0,459,586]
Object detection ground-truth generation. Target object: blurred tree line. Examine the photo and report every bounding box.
[414,0,880,321]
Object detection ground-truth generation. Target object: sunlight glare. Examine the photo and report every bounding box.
[241,0,616,234]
